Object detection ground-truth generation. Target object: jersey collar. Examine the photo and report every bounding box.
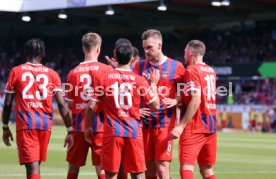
[80,59,98,64]
[26,62,42,66]
[149,56,167,66]
[115,68,132,72]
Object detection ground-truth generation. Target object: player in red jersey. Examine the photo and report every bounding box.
[65,33,110,179]
[171,40,217,179]
[2,39,73,179]
[133,29,185,179]
[84,43,160,179]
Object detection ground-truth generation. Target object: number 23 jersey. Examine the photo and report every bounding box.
[5,62,62,131]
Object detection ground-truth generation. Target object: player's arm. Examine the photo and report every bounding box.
[147,67,160,111]
[54,92,74,150]
[171,90,201,139]
[162,95,182,108]
[84,100,98,143]
[2,93,15,147]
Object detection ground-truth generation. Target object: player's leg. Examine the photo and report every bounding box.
[198,133,217,179]
[17,130,47,179]
[91,132,105,179]
[130,172,144,179]
[154,128,173,179]
[118,165,128,179]
[101,137,123,179]
[179,132,205,179]
[66,132,90,179]
[143,128,157,178]
[25,161,40,179]
[155,161,170,179]
[124,138,146,179]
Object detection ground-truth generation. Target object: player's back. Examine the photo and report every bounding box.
[66,61,111,132]
[95,68,155,139]
[184,63,216,133]
[5,62,62,131]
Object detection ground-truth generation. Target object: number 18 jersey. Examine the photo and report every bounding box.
[182,63,217,133]
[5,62,62,131]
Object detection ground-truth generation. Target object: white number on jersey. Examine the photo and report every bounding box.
[22,72,48,100]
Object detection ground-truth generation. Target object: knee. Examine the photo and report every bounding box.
[68,164,80,173]
[156,165,169,179]
[199,165,214,178]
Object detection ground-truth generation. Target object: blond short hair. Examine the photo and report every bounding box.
[141,29,162,42]
[82,32,102,52]
[187,40,206,56]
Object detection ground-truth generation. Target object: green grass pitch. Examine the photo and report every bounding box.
[1,125,276,179]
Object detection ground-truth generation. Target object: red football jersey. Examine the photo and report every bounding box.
[5,62,62,131]
[182,63,217,133]
[91,68,156,139]
[66,61,111,132]
[133,57,185,128]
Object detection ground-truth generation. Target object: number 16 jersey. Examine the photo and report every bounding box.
[5,62,62,131]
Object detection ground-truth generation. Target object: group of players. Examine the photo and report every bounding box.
[2,29,217,179]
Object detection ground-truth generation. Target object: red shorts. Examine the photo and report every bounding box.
[143,128,173,161]
[101,137,146,173]
[179,132,216,166]
[16,130,51,165]
[66,132,103,166]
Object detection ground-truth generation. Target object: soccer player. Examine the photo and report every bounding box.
[65,32,110,179]
[84,43,160,179]
[171,40,217,179]
[2,39,74,179]
[133,29,185,178]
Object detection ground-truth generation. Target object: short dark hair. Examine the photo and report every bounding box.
[115,38,132,49]
[187,40,206,56]
[132,47,139,58]
[115,44,133,65]
[24,38,45,60]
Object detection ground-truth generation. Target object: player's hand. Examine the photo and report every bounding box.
[64,132,74,151]
[105,55,118,68]
[84,128,93,144]
[2,127,13,147]
[162,98,177,108]
[171,124,185,139]
[139,108,151,118]
[150,67,160,84]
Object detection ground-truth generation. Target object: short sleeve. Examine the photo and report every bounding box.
[90,72,103,103]
[138,78,156,105]
[175,62,185,83]
[51,71,62,92]
[184,68,201,93]
[65,72,74,102]
[5,68,17,93]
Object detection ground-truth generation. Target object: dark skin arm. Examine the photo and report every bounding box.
[54,91,74,150]
[2,93,15,147]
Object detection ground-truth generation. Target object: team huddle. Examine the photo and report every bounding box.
[2,29,217,179]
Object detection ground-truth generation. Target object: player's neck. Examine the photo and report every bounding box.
[84,53,98,62]
[28,59,41,64]
[116,64,131,70]
[150,53,166,65]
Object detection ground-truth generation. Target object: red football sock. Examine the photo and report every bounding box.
[67,172,78,179]
[27,174,40,179]
[146,177,158,179]
[206,175,216,179]
[98,173,106,179]
[180,170,194,179]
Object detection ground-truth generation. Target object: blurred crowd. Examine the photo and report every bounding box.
[0,28,275,105]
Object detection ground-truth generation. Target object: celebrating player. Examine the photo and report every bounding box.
[133,29,185,178]
[85,43,160,179]
[2,39,73,179]
[65,32,110,179]
[171,40,217,179]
